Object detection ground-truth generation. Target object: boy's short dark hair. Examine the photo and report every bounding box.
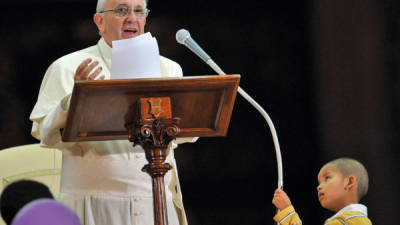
[0,180,54,225]
[325,158,369,200]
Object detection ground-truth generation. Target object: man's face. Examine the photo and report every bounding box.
[94,0,146,46]
[317,165,349,212]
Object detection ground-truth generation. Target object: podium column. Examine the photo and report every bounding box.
[126,97,180,225]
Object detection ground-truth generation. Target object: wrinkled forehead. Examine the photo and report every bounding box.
[106,0,145,8]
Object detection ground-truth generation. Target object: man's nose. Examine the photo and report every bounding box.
[125,10,139,22]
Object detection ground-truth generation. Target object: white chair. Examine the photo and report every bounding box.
[0,144,62,225]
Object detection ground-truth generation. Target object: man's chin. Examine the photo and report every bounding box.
[121,32,140,39]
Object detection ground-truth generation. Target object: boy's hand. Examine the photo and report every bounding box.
[272,189,292,210]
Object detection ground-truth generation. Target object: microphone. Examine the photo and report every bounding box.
[176,29,210,63]
[176,29,224,74]
[176,28,284,192]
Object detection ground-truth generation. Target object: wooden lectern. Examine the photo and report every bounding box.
[62,75,240,225]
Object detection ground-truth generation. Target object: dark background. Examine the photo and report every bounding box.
[1,0,399,224]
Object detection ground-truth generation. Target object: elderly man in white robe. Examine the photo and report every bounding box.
[29,0,194,224]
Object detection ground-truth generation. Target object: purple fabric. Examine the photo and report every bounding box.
[11,199,81,225]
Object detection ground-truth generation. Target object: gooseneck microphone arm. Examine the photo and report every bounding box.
[209,67,284,191]
[176,29,284,190]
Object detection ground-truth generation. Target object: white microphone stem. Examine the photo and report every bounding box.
[206,59,284,189]
[206,59,224,75]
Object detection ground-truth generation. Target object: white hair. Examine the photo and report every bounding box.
[96,0,148,12]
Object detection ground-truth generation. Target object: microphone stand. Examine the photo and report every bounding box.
[207,59,283,225]
[177,28,284,222]
[206,59,284,191]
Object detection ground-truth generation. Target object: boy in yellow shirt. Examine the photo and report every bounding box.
[272,157,372,224]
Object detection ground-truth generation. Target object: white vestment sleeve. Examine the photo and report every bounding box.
[39,95,75,149]
[175,137,199,144]
[30,56,76,149]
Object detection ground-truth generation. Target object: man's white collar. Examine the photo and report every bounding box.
[98,38,111,59]
[97,38,112,71]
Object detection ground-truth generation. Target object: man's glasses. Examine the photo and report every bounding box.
[100,6,150,18]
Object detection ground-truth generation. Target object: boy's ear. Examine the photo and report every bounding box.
[345,175,357,191]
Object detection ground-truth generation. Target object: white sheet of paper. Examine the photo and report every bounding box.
[111,33,161,79]
[112,32,152,50]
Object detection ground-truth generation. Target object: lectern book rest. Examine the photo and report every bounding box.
[62,75,240,142]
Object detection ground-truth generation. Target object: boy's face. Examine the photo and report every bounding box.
[317,164,349,212]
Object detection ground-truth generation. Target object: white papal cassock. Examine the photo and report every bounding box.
[30,38,194,225]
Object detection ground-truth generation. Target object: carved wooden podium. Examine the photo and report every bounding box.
[62,75,240,225]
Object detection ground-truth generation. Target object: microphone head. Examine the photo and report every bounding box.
[176,29,191,45]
